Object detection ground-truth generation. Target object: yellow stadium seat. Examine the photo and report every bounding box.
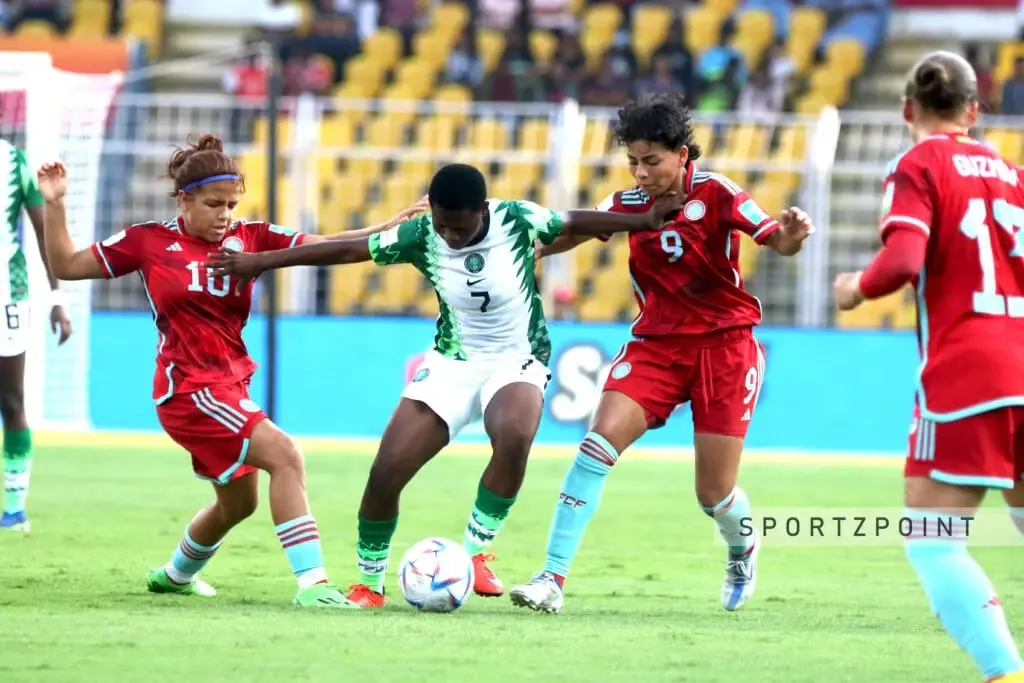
[396,160,435,187]
[685,8,723,56]
[530,31,559,64]
[692,123,714,157]
[329,261,375,314]
[583,119,610,156]
[365,114,407,148]
[431,1,470,38]
[344,56,385,95]
[364,267,422,313]
[519,119,550,152]
[469,119,510,150]
[324,174,369,213]
[734,9,774,50]
[319,117,355,147]
[415,292,440,317]
[477,30,506,74]
[333,80,376,99]
[578,294,619,322]
[383,176,427,213]
[69,21,108,39]
[583,3,623,38]
[416,116,457,150]
[16,20,56,37]
[573,238,604,282]
[580,30,614,71]
[730,39,765,74]
[125,0,164,23]
[703,0,739,17]
[748,180,786,220]
[607,163,635,188]
[809,66,851,106]
[631,4,673,67]
[795,93,831,115]
[361,29,403,71]
[790,7,826,46]
[78,0,113,21]
[724,124,768,161]
[765,126,806,193]
[394,59,438,98]
[837,287,916,330]
[413,30,455,70]
[787,34,818,76]
[995,43,1024,83]
[253,118,294,146]
[491,173,532,201]
[506,161,543,194]
[985,129,1024,165]
[825,39,867,79]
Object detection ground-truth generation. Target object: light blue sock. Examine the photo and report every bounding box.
[165,529,221,584]
[543,432,618,579]
[904,508,1024,680]
[702,487,756,556]
[275,514,329,590]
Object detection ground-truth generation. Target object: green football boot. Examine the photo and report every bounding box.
[293,582,359,608]
[146,567,217,597]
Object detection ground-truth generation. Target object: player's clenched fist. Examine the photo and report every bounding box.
[37,161,68,203]
[206,249,266,279]
[833,271,865,311]
[780,206,814,243]
[645,191,684,230]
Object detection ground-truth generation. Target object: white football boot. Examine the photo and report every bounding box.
[509,571,564,613]
[722,531,760,611]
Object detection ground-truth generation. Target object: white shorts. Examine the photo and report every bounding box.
[0,302,29,358]
[403,350,552,438]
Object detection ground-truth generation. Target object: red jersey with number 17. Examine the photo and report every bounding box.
[596,164,780,336]
[880,133,1024,421]
[90,217,304,402]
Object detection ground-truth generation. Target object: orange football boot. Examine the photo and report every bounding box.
[472,553,504,597]
[346,583,386,608]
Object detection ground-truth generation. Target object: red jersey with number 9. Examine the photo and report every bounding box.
[595,163,781,336]
[89,217,304,402]
[880,132,1024,420]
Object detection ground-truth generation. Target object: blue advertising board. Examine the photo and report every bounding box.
[89,312,919,454]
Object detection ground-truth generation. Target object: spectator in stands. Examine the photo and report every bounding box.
[698,55,741,113]
[530,0,576,35]
[1001,57,1024,116]
[765,38,795,111]
[964,44,993,112]
[604,32,638,80]
[579,53,632,107]
[478,57,518,102]
[324,0,379,38]
[650,17,696,101]
[635,54,685,97]
[302,11,362,85]
[697,19,745,90]
[5,0,70,32]
[544,34,586,102]
[379,0,420,54]
[480,0,519,30]
[499,26,547,100]
[736,58,779,121]
[223,53,269,142]
[283,48,335,96]
[445,31,485,88]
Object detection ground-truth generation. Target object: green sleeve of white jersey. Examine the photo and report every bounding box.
[368,216,429,266]
[510,199,564,245]
[15,148,42,209]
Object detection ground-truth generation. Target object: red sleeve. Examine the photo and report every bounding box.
[858,228,928,299]
[250,222,305,252]
[879,151,933,243]
[90,227,146,279]
[714,176,781,244]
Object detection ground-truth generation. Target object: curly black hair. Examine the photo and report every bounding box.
[612,92,702,162]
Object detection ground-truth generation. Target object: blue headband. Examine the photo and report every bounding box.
[181,174,239,192]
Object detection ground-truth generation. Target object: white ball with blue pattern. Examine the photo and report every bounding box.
[398,537,475,612]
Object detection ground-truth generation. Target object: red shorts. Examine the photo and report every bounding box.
[602,328,766,437]
[156,382,266,485]
[905,407,1024,489]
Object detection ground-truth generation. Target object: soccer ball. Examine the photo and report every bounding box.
[397,537,475,612]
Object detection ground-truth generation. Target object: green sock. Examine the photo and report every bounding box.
[356,516,397,593]
[3,428,31,515]
[463,480,517,556]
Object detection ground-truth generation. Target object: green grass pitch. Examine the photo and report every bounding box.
[1,434,1020,682]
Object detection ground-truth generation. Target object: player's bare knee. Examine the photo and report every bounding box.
[695,484,734,510]
[490,421,535,469]
[217,487,259,522]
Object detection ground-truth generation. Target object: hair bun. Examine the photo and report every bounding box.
[193,134,224,153]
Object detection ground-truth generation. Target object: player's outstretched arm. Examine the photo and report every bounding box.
[37,162,106,281]
[537,234,593,260]
[208,237,371,279]
[312,195,430,243]
[763,207,814,256]
[834,228,926,311]
[562,192,683,237]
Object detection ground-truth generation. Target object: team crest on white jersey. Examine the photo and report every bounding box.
[464,253,485,274]
[683,200,706,221]
[222,236,244,253]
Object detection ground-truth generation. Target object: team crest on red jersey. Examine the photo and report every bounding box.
[683,200,706,221]
[222,236,244,253]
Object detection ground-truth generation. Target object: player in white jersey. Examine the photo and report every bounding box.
[208,163,681,607]
[0,139,71,533]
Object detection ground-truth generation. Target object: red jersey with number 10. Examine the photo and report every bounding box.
[881,133,1024,420]
[90,217,304,402]
[596,164,780,336]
